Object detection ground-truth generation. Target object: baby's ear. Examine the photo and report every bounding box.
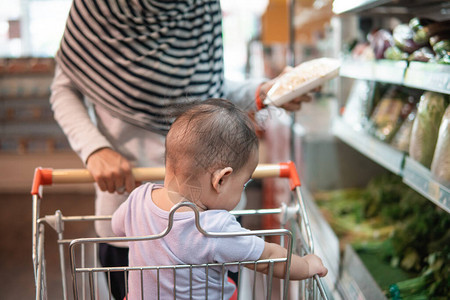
[211,167,233,193]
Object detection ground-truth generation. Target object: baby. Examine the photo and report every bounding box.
[112,98,327,299]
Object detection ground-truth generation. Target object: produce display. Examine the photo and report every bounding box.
[342,81,449,172]
[349,17,450,64]
[315,174,450,299]
[336,6,449,300]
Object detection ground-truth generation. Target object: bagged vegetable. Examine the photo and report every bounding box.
[391,109,417,153]
[409,92,447,168]
[409,17,435,33]
[408,47,435,62]
[429,34,450,47]
[368,29,395,59]
[393,24,420,54]
[433,39,450,59]
[343,80,376,131]
[413,20,450,46]
[437,54,450,64]
[430,105,450,183]
[370,87,407,142]
[384,46,409,60]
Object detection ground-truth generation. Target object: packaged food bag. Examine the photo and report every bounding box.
[409,91,447,168]
[393,24,420,53]
[342,80,376,131]
[368,29,395,59]
[391,109,417,153]
[430,105,450,183]
[370,87,407,142]
[266,57,340,106]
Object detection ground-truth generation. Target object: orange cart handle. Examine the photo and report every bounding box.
[31,162,301,196]
[279,161,302,190]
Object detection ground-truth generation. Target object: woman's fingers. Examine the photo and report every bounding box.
[86,148,136,194]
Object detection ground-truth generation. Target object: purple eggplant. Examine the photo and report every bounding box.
[368,29,395,59]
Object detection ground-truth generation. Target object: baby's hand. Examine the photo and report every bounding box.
[304,254,328,277]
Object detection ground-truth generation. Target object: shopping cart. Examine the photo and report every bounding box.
[31,161,329,300]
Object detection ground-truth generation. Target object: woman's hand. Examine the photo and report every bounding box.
[86,148,136,194]
[258,66,318,111]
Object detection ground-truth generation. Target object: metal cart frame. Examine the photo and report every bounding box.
[31,161,329,299]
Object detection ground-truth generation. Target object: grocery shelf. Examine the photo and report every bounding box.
[332,0,391,14]
[340,59,407,85]
[404,62,450,95]
[339,60,450,212]
[373,60,408,84]
[332,118,405,175]
[402,157,450,213]
[340,59,450,95]
[339,245,387,300]
[339,60,375,81]
[333,0,449,17]
[333,118,450,213]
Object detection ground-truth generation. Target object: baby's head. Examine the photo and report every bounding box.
[165,98,259,210]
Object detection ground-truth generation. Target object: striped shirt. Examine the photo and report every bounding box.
[56,0,224,134]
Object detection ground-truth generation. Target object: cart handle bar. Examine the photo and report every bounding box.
[31,161,301,196]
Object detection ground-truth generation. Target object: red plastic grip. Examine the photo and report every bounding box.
[31,168,53,196]
[279,161,301,190]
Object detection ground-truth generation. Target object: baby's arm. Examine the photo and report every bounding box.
[248,241,327,280]
[111,200,127,237]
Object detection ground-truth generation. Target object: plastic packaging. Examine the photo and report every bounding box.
[265,57,340,106]
[370,87,407,142]
[430,105,450,183]
[368,29,395,59]
[384,46,409,60]
[409,92,447,168]
[391,109,417,153]
[408,47,435,62]
[393,24,420,54]
[342,80,376,131]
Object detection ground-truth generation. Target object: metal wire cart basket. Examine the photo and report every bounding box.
[31,161,330,299]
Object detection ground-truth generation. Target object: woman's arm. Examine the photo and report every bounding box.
[50,65,135,193]
[50,64,112,163]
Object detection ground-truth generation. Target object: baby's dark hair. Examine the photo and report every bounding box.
[165,98,258,175]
